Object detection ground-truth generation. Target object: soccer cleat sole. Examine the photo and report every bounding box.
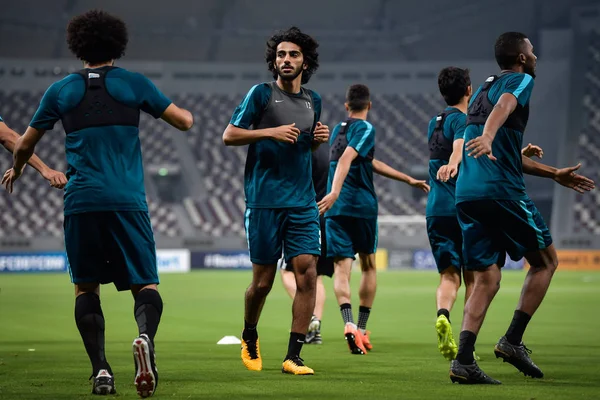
[133,338,156,398]
[345,333,366,355]
[449,372,468,384]
[93,379,116,395]
[494,347,543,378]
[436,318,457,361]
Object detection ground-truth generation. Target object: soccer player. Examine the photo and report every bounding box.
[2,10,193,397]
[280,140,332,345]
[318,84,429,355]
[0,117,66,189]
[430,67,544,362]
[449,32,595,384]
[222,27,329,375]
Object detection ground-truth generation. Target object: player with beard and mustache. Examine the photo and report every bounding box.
[448,32,595,384]
[223,27,328,375]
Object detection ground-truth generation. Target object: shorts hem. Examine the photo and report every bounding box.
[285,251,321,263]
[250,258,280,266]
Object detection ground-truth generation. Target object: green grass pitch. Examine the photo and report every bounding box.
[1,270,599,399]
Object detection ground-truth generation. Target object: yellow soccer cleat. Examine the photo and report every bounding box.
[436,315,458,361]
[282,357,314,375]
[241,337,262,371]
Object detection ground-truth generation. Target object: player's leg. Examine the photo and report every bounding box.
[306,217,331,345]
[65,212,116,395]
[494,199,555,378]
[357,252,375,351]
[281,205,321,374]
[461,269,479,361]
[280,262,297,300]
[428,216,464,360]
[450,202,502,384]
[109,211,161,398]
[327,216,368,354]
[435,267,460,360]
[305,274,326,345]
[241,207,284,371]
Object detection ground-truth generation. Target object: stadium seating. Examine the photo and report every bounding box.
[0,91,181,238]
[573,30,600,235]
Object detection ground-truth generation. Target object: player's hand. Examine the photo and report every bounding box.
[553,163,595,194]
[2,167,23,194]
[409,178,430,193]
[42,168,68,189]
[436,164,458,182]
[313,121,329,144]
[317,192,339,215]
[521,143,544,159]
[466,134,497,161]
[270,123,300,144]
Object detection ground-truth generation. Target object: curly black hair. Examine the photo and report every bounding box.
[265,27,319,84]
[438,67,471,106]
[495,32,528,70]
[67,10,128,64]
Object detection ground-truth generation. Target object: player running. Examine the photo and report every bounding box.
[449,32,595,384]
[223,27,328,375]
[2,10,193,397]
[318,84,429,355]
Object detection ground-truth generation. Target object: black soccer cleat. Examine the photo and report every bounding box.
[133,334,159,398]
[494,336,544,378]
[91,369,116,395]
[449,360,502,385]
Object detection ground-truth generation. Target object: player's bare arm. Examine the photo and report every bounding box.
[317,146,358,215]
[522,156,595,193]
[311,121,329,151]
[466,93,518,160]
[0,125,67,192]
[160,103,194,131]
[437,138,465,182]
[372,158,430,193]
[223,123,300,146]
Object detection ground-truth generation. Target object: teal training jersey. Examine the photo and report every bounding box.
[325,119,377,219]
[230,82,322,208]
[456,72,534,203]
[30,66,172,215]
[425,107,466,217]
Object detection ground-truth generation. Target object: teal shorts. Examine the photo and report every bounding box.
[64,211,158,291]
[326,216,378,259]
[426,216,463,273]
[457,199,553,271]
[245,205,321,265]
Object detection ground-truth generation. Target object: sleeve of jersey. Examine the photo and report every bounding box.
[503,73,535,106]
[348,121,375,158]
[29,83,62,130]
[229,84,271,129]
[451,113,467,141]
[137,74,173,118]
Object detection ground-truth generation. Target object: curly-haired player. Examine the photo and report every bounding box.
[223,26,328,375]
[2,10,193,398]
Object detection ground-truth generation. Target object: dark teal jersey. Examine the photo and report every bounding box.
[325,119,377,219]
[425,107,466,217]
[0,115,3,122]
[30,66,172,215]
[456,72,534,203]
[230,82,321,208]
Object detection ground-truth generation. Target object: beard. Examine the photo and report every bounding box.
[524,63,536,79]
[276,64,303,81]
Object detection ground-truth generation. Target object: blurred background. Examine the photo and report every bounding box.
[0,0,598,272]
